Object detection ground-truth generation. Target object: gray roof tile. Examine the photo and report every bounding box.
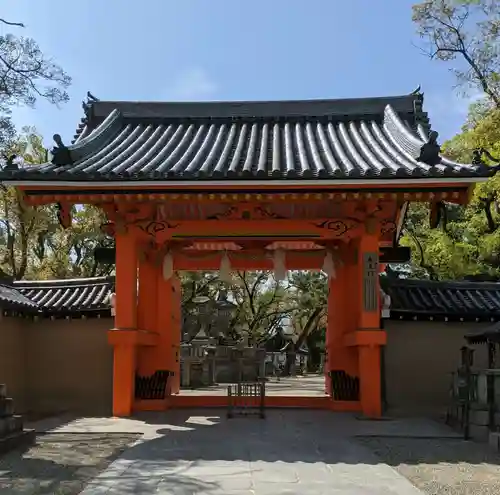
[0,283,39,311]
[384,278,500,319]
[3,275,500,320]
[12,277,112,314]
[0,93,490,183]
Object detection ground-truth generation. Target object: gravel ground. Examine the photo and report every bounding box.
[0,432,140,495]
[357,436,500,495]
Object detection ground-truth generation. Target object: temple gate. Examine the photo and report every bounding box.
[0,90,492,417]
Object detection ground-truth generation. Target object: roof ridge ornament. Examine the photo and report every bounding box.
[417,130,442,166]
[1,154,19,171]
[410,85,422,96]
[51,134,73,166]
[82,91,99,113]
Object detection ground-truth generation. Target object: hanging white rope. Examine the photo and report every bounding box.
[273,249,287,281]
[322,250,336,279]
[219,251,232,282]
[162,251,174,280]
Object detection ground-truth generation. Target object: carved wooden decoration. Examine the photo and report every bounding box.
[206,204,285,220]
[362,251,379,312]
[312,218,362,239]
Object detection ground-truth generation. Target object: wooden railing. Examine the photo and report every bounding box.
[135,370,173,400]
[227,381,266,419]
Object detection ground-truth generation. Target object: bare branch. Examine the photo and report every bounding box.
[0,19,24,28]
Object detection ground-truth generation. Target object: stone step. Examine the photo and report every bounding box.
[0,429,35,455]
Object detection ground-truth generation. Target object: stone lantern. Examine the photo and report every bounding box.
[215,289,237,333]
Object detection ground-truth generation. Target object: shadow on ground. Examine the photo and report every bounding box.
[118,409,500,466]
[13,410,500,494]
[0,433,139,495]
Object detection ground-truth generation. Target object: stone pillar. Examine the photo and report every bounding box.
[108,232,138,417]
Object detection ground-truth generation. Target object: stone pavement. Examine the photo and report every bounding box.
[29,410,462,494]
[179,375,328,396]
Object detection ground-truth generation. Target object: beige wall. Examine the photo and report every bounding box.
[0,315,27,411]
[0,312,495,417]
[25,317,114,415]
[384,320,490,416]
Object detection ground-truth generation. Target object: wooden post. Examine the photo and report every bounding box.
[327,260,359,401]
[156,269,174,375]
[108,232,138,417]
[137,256,158,375]
[114,233,138,330]
[326,265,349,394]
[170,275,182,394]
[356,232,385,418]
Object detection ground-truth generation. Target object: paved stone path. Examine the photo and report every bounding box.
[179,375,327,396]
[35,410,460,495]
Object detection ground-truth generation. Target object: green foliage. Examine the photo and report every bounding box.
[0,130,110,280]
[412,0,500,106]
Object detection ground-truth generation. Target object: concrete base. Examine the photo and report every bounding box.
[0,429,35,455]
[489,432,500,452]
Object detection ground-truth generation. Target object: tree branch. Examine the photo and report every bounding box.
[0,19,24,28]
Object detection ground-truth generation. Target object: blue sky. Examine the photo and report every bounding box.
[4,0,477,150]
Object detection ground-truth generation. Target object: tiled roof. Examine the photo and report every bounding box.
[11,277,113,315]
[384,278,500,320]
[0,283,39,311]
[0,92,490,183]
[2,275,500,319]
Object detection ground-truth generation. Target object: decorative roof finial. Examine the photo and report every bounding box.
[2,154,19,171]
[417,130,442,166]
[51,134,73,166]
[410,85,422,96]
[87,91,99,103]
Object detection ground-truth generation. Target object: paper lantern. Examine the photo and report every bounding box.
[322,251,336,279]
[162,252,173,280]
[219,252,232,282]
[273,249,287,281]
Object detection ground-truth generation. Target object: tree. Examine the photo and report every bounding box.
[0,128,51,279]
[412,0,500,107]
[0,17,71,149]
[399,1,500,280]
[0,129,109,280]
[279,271,328,374]
[232,271,289,340]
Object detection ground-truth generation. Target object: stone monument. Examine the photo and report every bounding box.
[0,384,34,453]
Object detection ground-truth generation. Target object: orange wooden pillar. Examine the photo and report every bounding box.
[137,255,158,375]
[107,232,138,417]
[170,275,182,394]
[327,258,360,400]
[156,269,175,382]
[326,263,349,394]
[348,232,387,418]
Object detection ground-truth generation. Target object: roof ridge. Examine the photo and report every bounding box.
[387,278,500,289]
[87,94,422,121]
[13,276,113,287]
